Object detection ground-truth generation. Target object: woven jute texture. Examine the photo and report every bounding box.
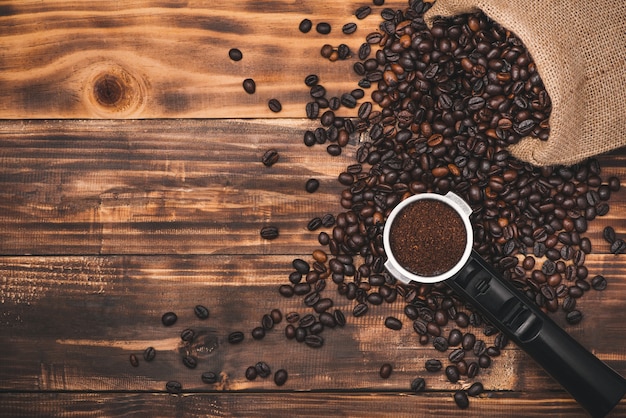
[424,0,626,166]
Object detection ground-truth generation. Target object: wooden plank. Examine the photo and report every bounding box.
[0,119,351,255]
[1,120,626,256]
[2,254,626,394]
[0,0,412,119]
[1,391,624,418]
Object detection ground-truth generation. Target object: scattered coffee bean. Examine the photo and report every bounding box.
[161,312,177,326]
[425,359,442,372]
[165,380,182,394]
[194,304,209,320]
[182,355,197,369]
[129,353,139,367]
[342,22,357,34]
[228,331,244,344]
[355,5,372,19]
[180,328,195,343]
[255,361,272,378]
[242,78,256,94]
[454,390,470,409]
[143,347,156,362]
[251,326,266,340]
[379,363,393,379]
[245,366,258,381]
[228,48,242,61]
[260,226,279,240]
[384,316,402,330]
[262,149,280,167]
[305,178,320,193]
[274,369,288,386]
[410,377,426,393]
[316,22,331,34]
[299,18,312,33]
[201,371,219,384]
[268,98,282,113]
[467,382,484,397]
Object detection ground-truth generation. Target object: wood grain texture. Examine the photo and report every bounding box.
[3,392,625,418]
[0,0,411,119]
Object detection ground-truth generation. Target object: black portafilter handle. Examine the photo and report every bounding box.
[447,250,626,418]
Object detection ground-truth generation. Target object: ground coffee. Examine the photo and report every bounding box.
[389,199,466,277]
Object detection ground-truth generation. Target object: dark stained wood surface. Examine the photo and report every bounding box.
[2,1,626,417]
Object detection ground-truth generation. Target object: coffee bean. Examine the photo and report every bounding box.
[161,311,177,326]
[242,78,256,94]
[245,366,258,380]
[261,149,279,167]
[591,274,607,290]
[278,284,294,297]
[433,336,448,352]
[251,326,266,340]
[353,303,368,317]
[334,309,346,326]
[342,22,358,34]
[611,239,626,254]
[448,329,463,346]
[201,371,219,384]
[425,359,442,372]
[306,102,320,119]
[304,334,325,348]
[182,356,197,369]
[129,353,139,367]
[410,377,426,393]
[260,226,279,240]
[228,331,244,344]
[166,380,182,394]
[299,18,312,33]
[379,363,393,379]
[228,48,242,61]
[603,226,617,243]
[467,382,484,397]
[355,5,372,19]
[316,22,331,34]
[143,347,156,362]
[454,390,470,409]
[255,361,271,378]
[274,369,288,386]
[384,316,402,330]
[566,309,583,325]
[181,328,195,343]
[193,304,209,320]
[305,178,320,193]
[445,365,460,383]
[268,99,282,113]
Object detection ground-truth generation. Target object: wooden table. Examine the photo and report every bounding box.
[2,1,626,416]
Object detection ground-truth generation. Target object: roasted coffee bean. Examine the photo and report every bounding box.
[478,354,492,368]
[166,380,182,394]
[228,331,244,344]
[379,363,393,379]
[161,311,178,326]
[260,226,279,240]
[262,149,279,167]
[448,329,463,346]
[467,382,484,397]
[304,74,319,87]
[384,316,403,331]
[603,225,616,243]
[129,353,139,367]
[454,390,470,409]
[299,18,312,33]
[242,78,256,94]
[433,336,448,352]
[611,239,626,254]
[308,217,323,231]
[305,178,320,193]
[445,365,460,383]
[228,48,242,61]
[274,369,288,386]
[194,304,210,320]
[342,22,358,34]
[449,348,465,363]
[181,328,195,343]
[306,101,320,119]
[316,22,331,35]
[255,361,271,378]
[143,347,156,362]
[286,312,300,323]
[355,5,372,19]
[304,334,325,348]
[251,327,266,340]
[182,356,197,369]
[334,309,346,326]
[268,98,282,113]
[425,359,442,372]
[201,371,219,384]
[462,333,476,351]
[410,377,426,393]
[591,274,607,290]
[353,303,368,317]
[245,366,258,380]
[284,324,296,339]
[278,284,294,297]
[566,309,583,325]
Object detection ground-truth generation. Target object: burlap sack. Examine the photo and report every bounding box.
[424,0,626,166]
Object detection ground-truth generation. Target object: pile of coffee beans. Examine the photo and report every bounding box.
[131,0,622,411]
[271,0,621,410]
